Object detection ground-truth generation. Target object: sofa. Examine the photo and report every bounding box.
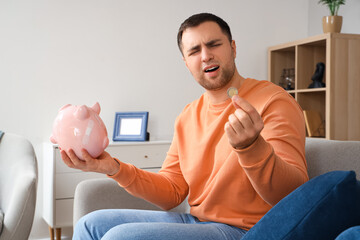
[0,132,38,240]
[73,138,360,239]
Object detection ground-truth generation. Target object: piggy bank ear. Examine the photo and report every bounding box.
[91,102,101,115]
[59,104,72,111]
[75,105,90,120]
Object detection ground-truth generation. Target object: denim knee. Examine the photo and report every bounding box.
[102,223,192,240]
[73,210,113,240]
[336,226,360,240]
[102,222,247,240]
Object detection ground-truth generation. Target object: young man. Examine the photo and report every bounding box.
[63,13,308,240]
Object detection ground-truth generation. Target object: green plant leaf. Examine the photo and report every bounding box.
[318,0,346,15]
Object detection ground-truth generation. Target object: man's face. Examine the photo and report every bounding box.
[181,21,236,91]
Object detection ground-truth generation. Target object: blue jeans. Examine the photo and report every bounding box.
[73,209,247,240]
[335,226,360,240]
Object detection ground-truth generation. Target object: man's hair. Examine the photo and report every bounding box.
[177,13,232,55]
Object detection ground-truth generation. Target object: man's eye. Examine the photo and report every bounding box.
[211,43,222,48]
[189,50,199,56]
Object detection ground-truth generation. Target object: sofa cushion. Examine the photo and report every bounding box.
[242,171,360,240]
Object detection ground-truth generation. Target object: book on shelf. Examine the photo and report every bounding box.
[303,110,325,137]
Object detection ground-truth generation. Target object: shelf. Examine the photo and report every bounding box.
[286,88,326,94]
[297,41,326,90]
[294,88,326,93]
[297,91,326,119]
[268,33,360,140]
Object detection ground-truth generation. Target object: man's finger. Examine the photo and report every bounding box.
[232,95,262,123]
[60,150,75,168]
[81,148,94,161]
[224,121,237,139]
[60,149,70,161]
[68,149,86,167]
[232,95,252,111]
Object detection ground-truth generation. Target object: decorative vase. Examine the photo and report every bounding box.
[322,16,343,33]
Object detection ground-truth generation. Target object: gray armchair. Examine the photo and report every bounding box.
[73,138,360,225]
[0,132,38,240]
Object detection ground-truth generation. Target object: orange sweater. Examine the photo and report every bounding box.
[110,78,308,230]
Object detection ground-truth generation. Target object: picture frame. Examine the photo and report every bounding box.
[113,112,149,141]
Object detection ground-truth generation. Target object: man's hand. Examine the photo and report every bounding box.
[225,95,264,149]
[60,149,120,176]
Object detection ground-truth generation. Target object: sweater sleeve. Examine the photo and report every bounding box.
[108,121,189,210]
[235,92,309,206]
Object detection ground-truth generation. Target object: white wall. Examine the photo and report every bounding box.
[308,0,360,35]
[0,0,310,239]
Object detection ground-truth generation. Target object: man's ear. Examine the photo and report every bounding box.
[231,40,237,59]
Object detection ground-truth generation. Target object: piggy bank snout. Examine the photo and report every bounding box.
[50,135,57,144]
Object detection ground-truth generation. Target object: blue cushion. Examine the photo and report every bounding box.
[336,226,360,240]
[242,171,360,240]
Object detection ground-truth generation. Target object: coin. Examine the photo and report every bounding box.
[227,87,238,98]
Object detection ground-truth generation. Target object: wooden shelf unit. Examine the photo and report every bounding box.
[268,33,360,140]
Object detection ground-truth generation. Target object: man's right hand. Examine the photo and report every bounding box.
[60,149,120,176]
[224,95,264,150]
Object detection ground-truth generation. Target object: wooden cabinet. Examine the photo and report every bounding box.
[42,141,171,240]
[268,33,360,140]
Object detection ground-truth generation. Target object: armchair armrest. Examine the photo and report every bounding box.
[73,178,161,226]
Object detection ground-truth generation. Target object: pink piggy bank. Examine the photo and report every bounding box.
[50,102,109,160]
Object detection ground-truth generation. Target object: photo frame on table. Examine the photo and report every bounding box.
[113,112,149,141]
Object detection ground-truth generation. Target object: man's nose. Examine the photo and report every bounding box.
[201,48,214,62]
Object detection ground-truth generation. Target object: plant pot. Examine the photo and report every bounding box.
[322,16,343,33]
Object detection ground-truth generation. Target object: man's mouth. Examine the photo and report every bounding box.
[204,66,219,73]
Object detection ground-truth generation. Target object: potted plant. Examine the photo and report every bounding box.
[318,0,346,33]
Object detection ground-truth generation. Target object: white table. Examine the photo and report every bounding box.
[42,140,171,240]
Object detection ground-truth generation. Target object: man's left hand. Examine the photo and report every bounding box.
[225,95,264,149]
